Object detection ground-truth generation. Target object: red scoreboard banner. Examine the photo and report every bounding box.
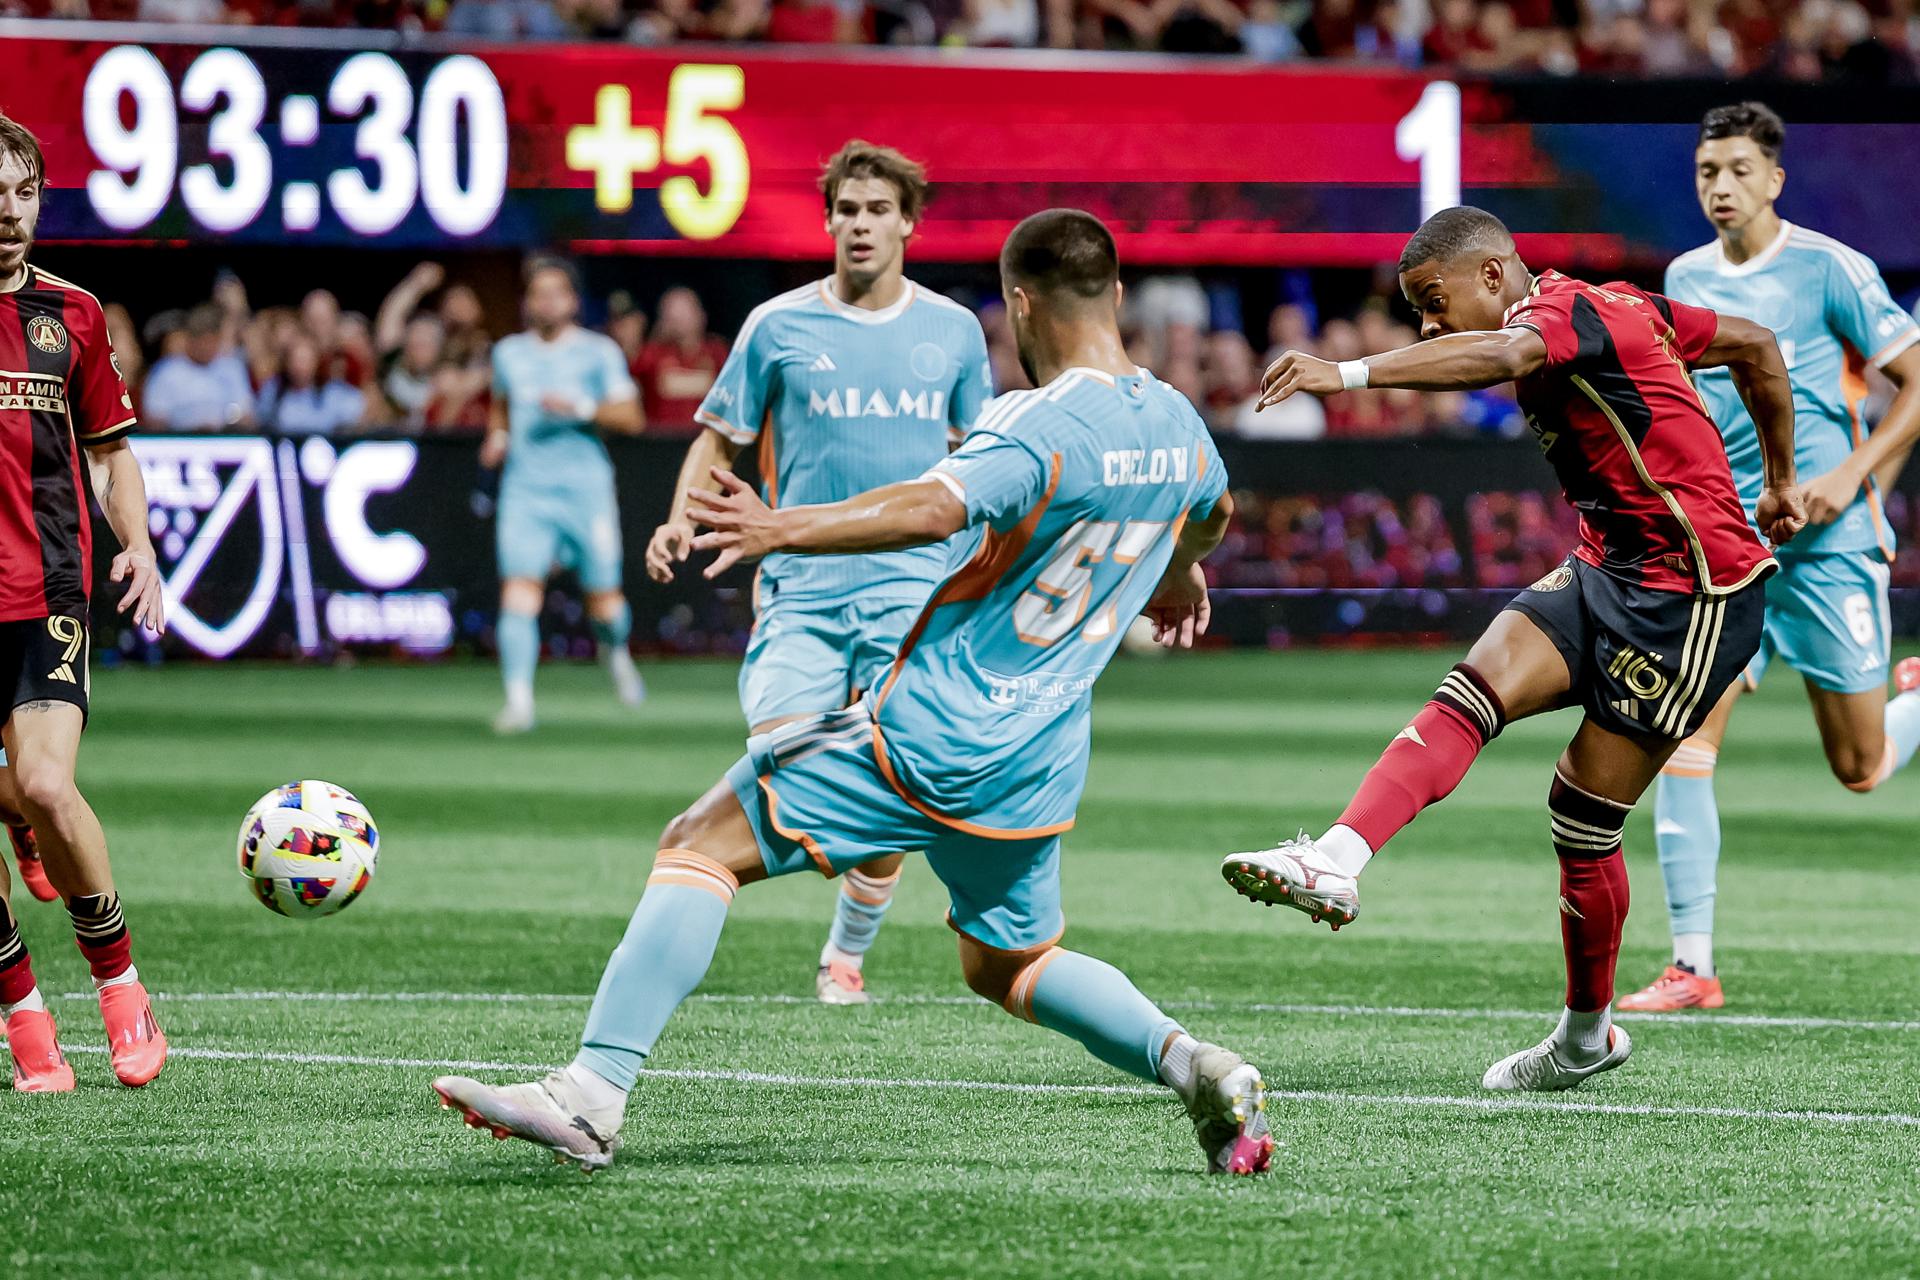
[86,26,1920,267]
[0,27,1633,266]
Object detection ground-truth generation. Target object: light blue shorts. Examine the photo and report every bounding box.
[738,595,924,728]
[1743,552,1893,695]
[725,706,1064,953]
[496,485,623,592]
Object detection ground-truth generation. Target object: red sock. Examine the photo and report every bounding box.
[69,893,133,984]
[1549,772,1632,1011]
[0,900,35,1006]
[1335,664,1505,852]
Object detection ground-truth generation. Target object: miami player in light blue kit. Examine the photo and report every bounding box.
[643,142,991,1004]
[433,209,1274,1177]
[1619,103,1920,1011]
[485,259,646,735]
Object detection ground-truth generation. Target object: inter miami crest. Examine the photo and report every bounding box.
[26,315,68,355]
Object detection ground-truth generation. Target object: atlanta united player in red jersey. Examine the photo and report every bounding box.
[1221,207,1806,1091]
[0,113,168,1092]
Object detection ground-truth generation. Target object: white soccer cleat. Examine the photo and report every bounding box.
[606,650,646,708]
[815,958,870,1006]
[1174,1043,1275,1176]
[1220,836,1359,930]
[1481,1025,1632,1092]
[491,703,535,736]
[432,1071,623,1171]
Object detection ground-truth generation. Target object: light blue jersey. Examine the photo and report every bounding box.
[694,279,992,604]
[869,367,1228,837]
[1666,222,1920,560]
[492,327,636,498]
[492,327,637,589]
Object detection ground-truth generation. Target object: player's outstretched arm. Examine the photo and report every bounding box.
[647,429,745,583]
[1802,344,1920,524]
[1258,329,1547,408]
[1144,491,1235,649]
[85,437,166,635]
[687,469,965,580]
[1695,314,1806,546]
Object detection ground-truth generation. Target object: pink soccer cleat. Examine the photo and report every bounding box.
[98,980,168,1087]
[9,824,55,903]
[1175,1042,1275,1176]
[7,1007,75,1093]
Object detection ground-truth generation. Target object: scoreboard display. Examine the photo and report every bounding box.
[2,26,1918,269]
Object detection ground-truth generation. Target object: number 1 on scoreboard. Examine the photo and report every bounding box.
[1396,81,1461,223]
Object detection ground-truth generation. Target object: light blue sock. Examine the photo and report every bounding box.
[1020,949,1182,1083]
[576,857,735,1090]
[1654,764,1720,938]
[824,867,899,962]
[497,609,539,704]
[591,600,631,654]
[1886,690,1920,774]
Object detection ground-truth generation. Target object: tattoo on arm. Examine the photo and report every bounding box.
[13,700,59,714]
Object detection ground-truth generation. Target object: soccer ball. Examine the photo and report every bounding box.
[237,780,379,920]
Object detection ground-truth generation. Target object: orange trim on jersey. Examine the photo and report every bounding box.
[869,721,1076,840]
[647,848,740,903]
[872,452,1063,712]
[1839,348,1897,564]
[1003,946,1066,1022]
[944,914,1066,955]
[757,411,779,508]
[756,775,834,876]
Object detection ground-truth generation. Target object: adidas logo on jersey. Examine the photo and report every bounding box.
[810,353,837,372]
[807,387,947,421]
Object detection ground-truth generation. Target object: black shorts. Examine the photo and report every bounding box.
[1506,559,1765,740]
[0,611,91,723]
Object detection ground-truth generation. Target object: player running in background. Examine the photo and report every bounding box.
[485,258,645,735]
[0,114,170,1091]
[433,209,1273,1176]
[1224,207,1805,1092]
[3,767,53,901]
[1618,103,1920,1011]
[644,142,990,1005]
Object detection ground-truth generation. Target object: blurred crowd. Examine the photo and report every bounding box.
[8,0,1918,81]
[102,262,1524,440]
[111,264,741,438]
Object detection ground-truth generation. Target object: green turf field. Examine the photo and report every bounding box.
[5,650,1917,1279]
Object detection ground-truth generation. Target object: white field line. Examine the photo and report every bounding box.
[56,990,1920,1034]
[56,1043,1920,1130]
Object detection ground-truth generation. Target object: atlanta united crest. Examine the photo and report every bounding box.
[26,315,67,355]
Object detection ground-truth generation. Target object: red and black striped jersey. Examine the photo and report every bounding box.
[1503,270,1774,596]
[0,265,136,622]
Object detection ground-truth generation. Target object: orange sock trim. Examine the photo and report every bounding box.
[1843,743,1895,794]
[1661,741,1719,779]
[840,868,902,907]
[1002,946,1065,1023]
[647,848,740,903]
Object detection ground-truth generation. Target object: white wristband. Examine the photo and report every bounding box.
[574,394,598,420]
[1338,359,1370,391]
